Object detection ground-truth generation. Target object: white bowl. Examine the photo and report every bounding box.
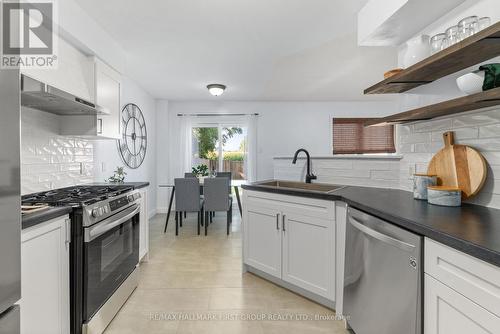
[456,71,485,95]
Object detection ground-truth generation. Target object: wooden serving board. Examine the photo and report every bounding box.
[427,131,487,199]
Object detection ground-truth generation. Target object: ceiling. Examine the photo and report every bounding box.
[75,0,397,101]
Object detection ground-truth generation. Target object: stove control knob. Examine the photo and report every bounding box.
[128,195,134,202]
[91,208,99,218]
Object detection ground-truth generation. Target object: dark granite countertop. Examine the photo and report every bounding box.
[88,182,150,189]
[242,182,500,267]
[22,206,73,230]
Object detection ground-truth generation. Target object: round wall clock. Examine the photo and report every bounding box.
[118,103,147,169]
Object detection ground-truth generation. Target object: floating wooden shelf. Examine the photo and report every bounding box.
[365,87,500,126]
[364,21,500,94]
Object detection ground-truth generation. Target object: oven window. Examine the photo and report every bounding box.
[100,222,134,281]
[84,211,139,321]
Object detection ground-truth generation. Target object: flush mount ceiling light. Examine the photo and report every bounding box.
[207,84,226,96]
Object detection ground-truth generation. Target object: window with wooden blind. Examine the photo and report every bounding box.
[332,118,396,154]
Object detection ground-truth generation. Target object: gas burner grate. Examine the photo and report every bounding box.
[22,185,134,207]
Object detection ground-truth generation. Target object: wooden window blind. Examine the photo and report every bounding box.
[332,118,396,154]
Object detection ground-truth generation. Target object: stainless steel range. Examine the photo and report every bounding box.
[22,185,142,334]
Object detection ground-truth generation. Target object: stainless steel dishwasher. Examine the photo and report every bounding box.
[343,207,422,334]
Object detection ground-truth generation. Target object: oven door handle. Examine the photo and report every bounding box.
[85,204,140,242]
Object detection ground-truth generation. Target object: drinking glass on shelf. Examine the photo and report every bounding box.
[478,17,491,31]
[443,25,459,48]
[458,16,479,40]
[430,33,447,54]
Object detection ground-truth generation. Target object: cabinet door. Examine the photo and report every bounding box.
[425,274,500,334]
[244,203,282,278]
[282,212,335,300]
[95,58,121,139]
[20,217,70,334]
[22,38,94,102]
[139,188,149,261]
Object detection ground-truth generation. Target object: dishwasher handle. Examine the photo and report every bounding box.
[349,216,416,252]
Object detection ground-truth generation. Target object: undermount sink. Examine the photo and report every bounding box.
[256,180,345,193]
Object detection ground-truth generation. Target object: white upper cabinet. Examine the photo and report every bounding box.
[21,38,94,102]
[93,57,121,139]
[60,57,122,139]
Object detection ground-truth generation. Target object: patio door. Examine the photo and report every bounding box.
[191,124,248,180]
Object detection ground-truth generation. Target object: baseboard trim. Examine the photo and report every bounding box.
[156,207,167,214]
[148,208,158,219]
[245,265,335,310]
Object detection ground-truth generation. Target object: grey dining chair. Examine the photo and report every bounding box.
[208,172,232,223]
[184,172,196,178]
[174,178,204,235]
[216,171,232,179]
[203,177,232,235]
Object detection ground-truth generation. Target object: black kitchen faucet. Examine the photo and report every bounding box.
[292,148,317,183]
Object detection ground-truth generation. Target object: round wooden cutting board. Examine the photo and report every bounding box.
[427,131,487,199]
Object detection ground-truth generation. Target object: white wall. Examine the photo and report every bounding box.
[156,100,170,212]
[158,100,398,191]
[93,76,158,217]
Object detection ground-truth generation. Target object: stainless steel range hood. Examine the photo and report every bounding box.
[21,75,109,115]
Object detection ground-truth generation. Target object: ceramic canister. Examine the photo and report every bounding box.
[413,174,437,200]
[427,186,462,207]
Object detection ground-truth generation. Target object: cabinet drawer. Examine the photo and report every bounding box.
[245,190,334,220]
[425,238,500,317]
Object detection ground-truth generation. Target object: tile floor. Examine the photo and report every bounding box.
[104,207,349,334]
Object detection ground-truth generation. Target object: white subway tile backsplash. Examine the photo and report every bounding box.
[413,119,452,132]
[399,143,414,153]
[370,170,399,181]
[398,107,500,208]
[414,143,438,153]
[455,138,500,152]
[452,109,500,128]
[21,108,94,195]
[400,132,431,144]
[479,123,500,139]
[431,127,479,142]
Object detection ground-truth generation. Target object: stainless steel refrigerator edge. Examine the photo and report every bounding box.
[343,207,422,334]
[0,67,21,333]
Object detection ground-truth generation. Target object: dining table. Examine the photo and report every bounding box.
[159,179,246,232]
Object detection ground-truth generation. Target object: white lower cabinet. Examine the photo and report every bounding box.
[139,187,150,261]
[425,274,500,333]
[243,190,335,301]
[245,205,282,278]
[282,212,334,297]
[20,215,70,334]
[424,238,500,334]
